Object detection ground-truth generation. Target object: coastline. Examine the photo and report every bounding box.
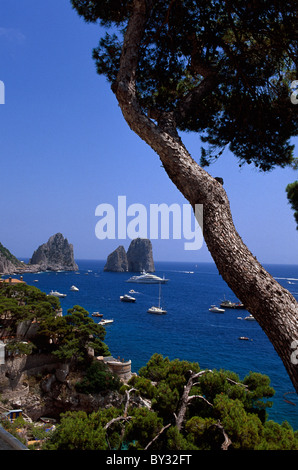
[2,259,298,429]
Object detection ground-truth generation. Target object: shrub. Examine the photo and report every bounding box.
[75,360,121,394]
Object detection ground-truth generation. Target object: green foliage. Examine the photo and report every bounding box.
[0,242,23,266]
[128,375,156,399]
[213,394,263,449]
[257,420,298,450]
[286,181,298,229]
[43,354,298,450]
[165,425,197,450]
[43,410,109,450]
[2,416,52,448]
[125,407,163,450]
[185,416,223,450]
[138,354,201,420]
[139,353,200,388]
[5,340,34,356]
[0,283,110,362]
[75,360,121,394]
[72,0,297,172]
[152,381,180,420]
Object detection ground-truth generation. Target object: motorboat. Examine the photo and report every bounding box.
[147,283,167,315]
[99,319,114,325]
[126,272,169,284]
[220,298,245,309]
[244,314,256,321]
[49,290,66,298]
[239,336,250,341]
[70,285,79,291]
[209,305,225,313]
[92,312,103,317]
[120,294,136,303]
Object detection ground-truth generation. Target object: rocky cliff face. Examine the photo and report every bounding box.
[29,233,78,271]
[104,238,155,272]
[104,245,128,272]
[127,238,155,272]
[0,242,24,274]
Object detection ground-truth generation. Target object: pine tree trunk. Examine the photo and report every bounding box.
[113,0,298,392]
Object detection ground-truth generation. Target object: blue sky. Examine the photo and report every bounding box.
[0,0,297,264]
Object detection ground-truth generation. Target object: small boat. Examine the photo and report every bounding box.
[70,285,79,291]
[244,314,256,321]
[220,298,245,309]
[120,294,136,303]
[147,306,167,315]
[147,283,167,315]
[49,290,66,298]
[92,312,103,317]
[99,319,114,325]
[239,336,250,340]
[209,305,225,313]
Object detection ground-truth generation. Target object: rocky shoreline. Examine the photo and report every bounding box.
[1,362,144,423]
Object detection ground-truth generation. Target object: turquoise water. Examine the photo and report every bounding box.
[16,260,298,429]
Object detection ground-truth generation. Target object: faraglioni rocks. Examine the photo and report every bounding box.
[104,238,155,272]
[29,233,78,272]
[127,238,155,272]
[104,245,128,272]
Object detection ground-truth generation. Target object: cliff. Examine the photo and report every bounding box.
[29,233,78,271]
[127,238,155,272]
[103,245,128,272]
[0,242,24,274]
[104,238,155,272]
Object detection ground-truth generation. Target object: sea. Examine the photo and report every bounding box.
[11,260,298,430]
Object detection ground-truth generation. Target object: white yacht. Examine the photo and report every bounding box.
[70,285,79,291]
[244,314,256,321]
[209,305,225,313]
[126,272,169,284]
[99,319,114,325]
[49,290,67,298]
[120,294,136,303]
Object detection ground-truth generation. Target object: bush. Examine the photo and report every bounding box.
[75,360,121,394]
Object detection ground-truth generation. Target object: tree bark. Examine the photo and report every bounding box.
[113,0,298,392]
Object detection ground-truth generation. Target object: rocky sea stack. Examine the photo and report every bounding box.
[104,238,155,272]
[104,245,128,272]
[29,233,78,271]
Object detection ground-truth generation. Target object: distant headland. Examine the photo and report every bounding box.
[0,233,78,275]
